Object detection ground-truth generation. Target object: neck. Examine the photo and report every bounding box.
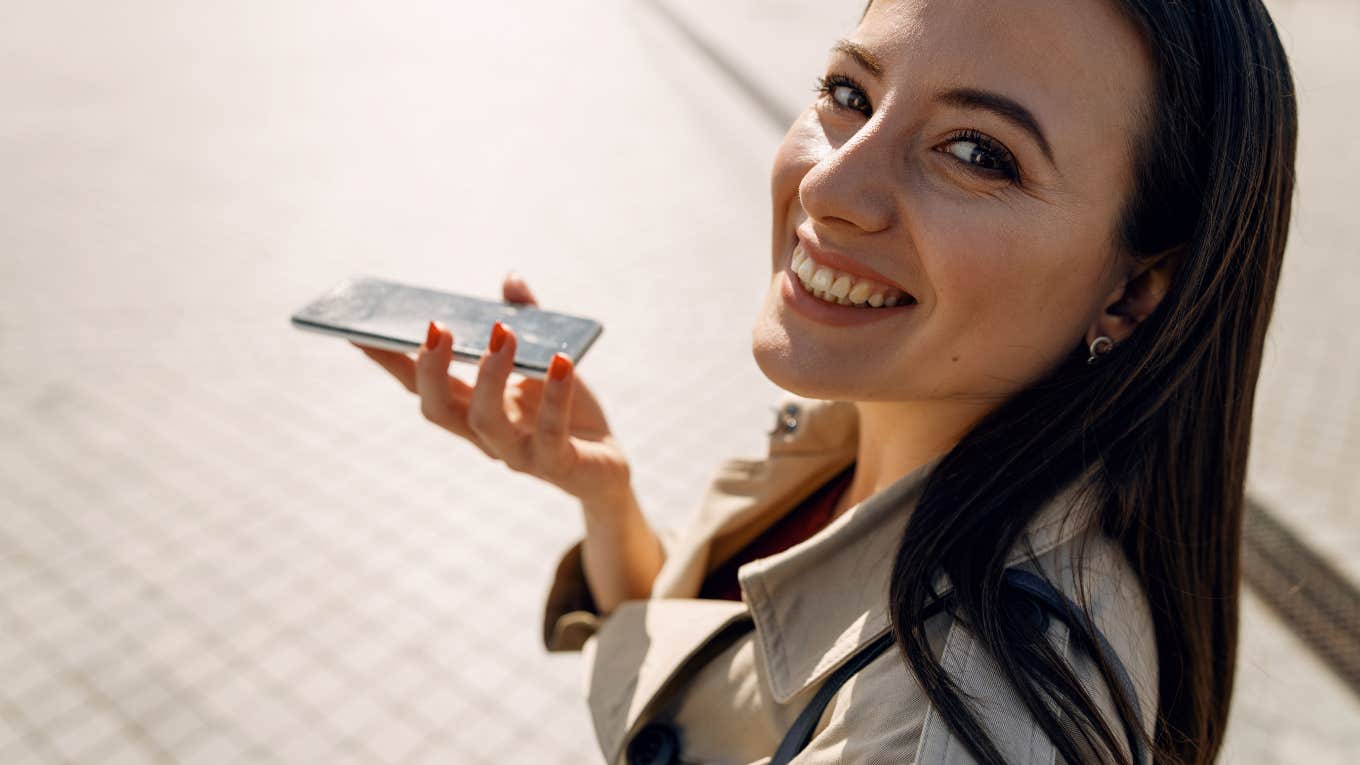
[829,399,995,522]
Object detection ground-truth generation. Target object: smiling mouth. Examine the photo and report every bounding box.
[790,244,916,308]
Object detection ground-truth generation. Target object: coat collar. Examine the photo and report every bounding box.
[648,394,861,601]
[656,393,1100,706]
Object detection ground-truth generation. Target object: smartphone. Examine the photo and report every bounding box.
[291,276,603,380]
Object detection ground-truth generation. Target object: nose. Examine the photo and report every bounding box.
[797,118,896,235]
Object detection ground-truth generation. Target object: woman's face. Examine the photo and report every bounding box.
[752,0,1156,404]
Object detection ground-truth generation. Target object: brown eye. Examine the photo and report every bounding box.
[830,83,870,113]
[939,129,1020,183]
[815,74,872,116]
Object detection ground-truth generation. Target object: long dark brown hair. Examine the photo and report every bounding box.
[871,1,1299,763]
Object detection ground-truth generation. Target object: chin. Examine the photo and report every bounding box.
[750,310,859,402]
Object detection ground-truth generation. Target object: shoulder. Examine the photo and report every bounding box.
[916,529,1159,764]
[793,529,1158,765]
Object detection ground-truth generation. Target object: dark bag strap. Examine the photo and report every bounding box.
[768,568,1148,765]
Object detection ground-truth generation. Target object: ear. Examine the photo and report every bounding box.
[1084,245,1184,349]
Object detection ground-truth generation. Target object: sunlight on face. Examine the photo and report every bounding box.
[752,0,1156,404]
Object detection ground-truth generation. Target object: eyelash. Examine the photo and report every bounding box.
[812,72,1022,185]
[813,73,873,115]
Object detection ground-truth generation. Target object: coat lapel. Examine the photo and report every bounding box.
[583,597,752,765]
[738,452,939,704]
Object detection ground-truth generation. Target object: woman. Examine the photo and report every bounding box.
[354,0,1297,762]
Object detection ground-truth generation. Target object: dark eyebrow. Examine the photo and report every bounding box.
[830,39,883,78]
[936,87,1056,168]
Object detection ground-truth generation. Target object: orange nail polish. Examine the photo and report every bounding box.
[426,320,440,349]
[549,353,571,381]
[489,321,507,353]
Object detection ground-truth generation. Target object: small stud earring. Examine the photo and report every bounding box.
[1087,336,1114,365]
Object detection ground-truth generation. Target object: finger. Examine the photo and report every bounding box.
[503,270,539,307]
[533,352,576,467]
[468,321,528,466]
[351,340,417,393]
[415,321,476,436]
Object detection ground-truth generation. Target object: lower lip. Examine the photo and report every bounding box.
[780,265,916,326]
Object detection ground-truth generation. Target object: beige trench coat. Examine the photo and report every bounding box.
[542,393,1160,765]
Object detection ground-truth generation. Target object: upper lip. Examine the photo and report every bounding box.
[794,227,914,297]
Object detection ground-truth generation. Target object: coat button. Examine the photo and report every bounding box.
[626,722,680,765]
[767,402,801,436]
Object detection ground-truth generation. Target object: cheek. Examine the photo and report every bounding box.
[914,206,1106,382]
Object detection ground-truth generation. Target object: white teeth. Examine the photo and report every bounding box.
[829,275,853,299]
[790,245,913,309]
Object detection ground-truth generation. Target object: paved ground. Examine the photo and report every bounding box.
[0,0,1355,762]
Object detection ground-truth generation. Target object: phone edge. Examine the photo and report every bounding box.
[291,315,551,379]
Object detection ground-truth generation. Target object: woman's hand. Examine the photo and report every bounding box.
[351,271,632,506]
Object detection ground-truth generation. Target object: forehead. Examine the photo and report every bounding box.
[856,0,1155,174]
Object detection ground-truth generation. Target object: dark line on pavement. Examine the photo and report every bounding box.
[639,0,796,130]
[1244,496,1360,699]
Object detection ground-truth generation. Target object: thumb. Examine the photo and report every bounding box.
[503,270,539,307]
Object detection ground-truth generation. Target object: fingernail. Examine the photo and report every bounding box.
[489,321,507,353]
[549,353,571,381]
[426,320,440,350]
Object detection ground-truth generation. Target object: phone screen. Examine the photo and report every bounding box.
[291,276,603,378]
